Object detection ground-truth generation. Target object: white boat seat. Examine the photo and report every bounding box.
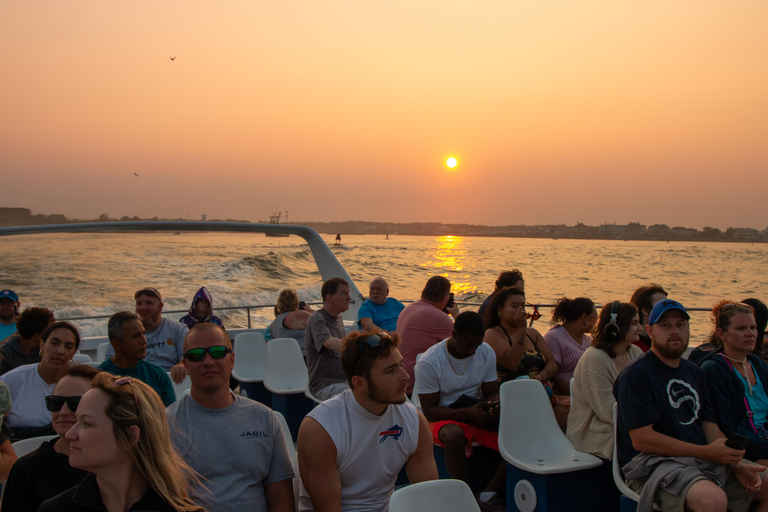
[72,353,92,363]
[167,372,192,401]
[305,380,323,404]
[389,479,480,512]
[96,342,109,362]
[263,338,308,394]
[613,402,656,508]
[231,333,267,383]
[498,379,602,474]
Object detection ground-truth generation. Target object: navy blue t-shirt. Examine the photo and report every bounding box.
[613,350,716,468]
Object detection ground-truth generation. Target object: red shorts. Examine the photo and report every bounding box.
[429,420,499,457]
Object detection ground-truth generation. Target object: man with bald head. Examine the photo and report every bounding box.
[357,277,405,333]
[166,323,294,512]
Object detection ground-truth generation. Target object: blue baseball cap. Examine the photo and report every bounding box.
[0,290,18,302]
[648,299,690,325]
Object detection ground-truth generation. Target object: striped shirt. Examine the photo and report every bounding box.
[543,325,591,385]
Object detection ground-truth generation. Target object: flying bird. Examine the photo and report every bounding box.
[169,56,176,61]
[134,173,139,177]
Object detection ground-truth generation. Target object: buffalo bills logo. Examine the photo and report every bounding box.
[379,424,403,444]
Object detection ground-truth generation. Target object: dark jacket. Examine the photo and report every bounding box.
[2,437,89,512]
[38,473,177,512]
[0,335,40,376]
[699,349,768,461]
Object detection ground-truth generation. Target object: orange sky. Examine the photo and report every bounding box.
[2,1,767,229]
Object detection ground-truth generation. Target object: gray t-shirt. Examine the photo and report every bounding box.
[270,312,308,356]
[305,309,347,396]
[166,394,294,512]
[106,317,187,370]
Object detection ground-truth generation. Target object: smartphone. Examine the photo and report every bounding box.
[443,293,455,314]
[299,301,306,310]
[484,400,501,413]
[725,433,750,450]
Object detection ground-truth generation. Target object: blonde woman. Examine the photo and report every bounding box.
[39,373,203,512]
[268,288,313,356]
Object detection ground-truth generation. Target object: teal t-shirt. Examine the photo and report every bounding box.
[736,368,768,426]
[0,323,16,343]
[98,359,176,406]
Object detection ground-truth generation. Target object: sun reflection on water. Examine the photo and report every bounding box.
[419,235,475,296]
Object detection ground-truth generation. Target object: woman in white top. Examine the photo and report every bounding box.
[0,321,80,439]
[567,302,643,460]
[543,297,597,396]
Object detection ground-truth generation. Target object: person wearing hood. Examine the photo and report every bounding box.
[180,287,224,329]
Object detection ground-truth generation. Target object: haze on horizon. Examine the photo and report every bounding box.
[2,1,767,231]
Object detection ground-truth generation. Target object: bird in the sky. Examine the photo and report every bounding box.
[134,173,139,177]
[169,56,176,61]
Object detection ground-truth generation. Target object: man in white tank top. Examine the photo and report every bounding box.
[297,331,438,512]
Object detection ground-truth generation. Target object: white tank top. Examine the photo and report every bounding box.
[299,390,420,512]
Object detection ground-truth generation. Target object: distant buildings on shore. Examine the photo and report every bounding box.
[1,207,766,243]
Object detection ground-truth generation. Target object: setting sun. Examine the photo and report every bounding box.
[446,157,457,169]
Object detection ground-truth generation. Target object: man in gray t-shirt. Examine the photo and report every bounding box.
[305,277,351,400]
[166,323,294,512]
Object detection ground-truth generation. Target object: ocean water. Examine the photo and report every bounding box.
[1,231,766,342]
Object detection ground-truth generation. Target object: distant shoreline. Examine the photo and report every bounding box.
[1,207,766,244]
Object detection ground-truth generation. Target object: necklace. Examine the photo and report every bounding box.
[614,351,631,368]
[723,354,754,395]
[444,340,468,376]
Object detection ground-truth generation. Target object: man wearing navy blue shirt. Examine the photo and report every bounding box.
[614,299,768,512]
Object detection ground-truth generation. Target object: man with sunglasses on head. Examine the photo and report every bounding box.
[99,311,176,407]
[614,299,768,512]
[166,323,295,512]
[104,287,189,384]
[297,331,438,512]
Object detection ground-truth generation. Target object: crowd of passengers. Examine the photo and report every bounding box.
[0,274,766,512]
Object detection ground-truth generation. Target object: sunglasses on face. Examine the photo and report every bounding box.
[183,346,232,362]
[45,395,82,413]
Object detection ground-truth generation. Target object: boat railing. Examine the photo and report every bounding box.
[60,301,715,330]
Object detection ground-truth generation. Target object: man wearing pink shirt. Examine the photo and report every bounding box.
[397,276,459,395]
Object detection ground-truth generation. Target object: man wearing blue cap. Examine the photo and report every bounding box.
[614,299,768,512]
[0,290,19,342]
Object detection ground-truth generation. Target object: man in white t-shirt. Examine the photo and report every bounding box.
[298,331,438,512]
[417,311,505,512]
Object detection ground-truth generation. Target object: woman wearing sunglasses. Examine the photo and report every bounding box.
[699,301,768,464]
[0,321,80,440]
[39,373,203,512]
[2,364,99,512]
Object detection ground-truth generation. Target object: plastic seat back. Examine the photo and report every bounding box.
[96,342,109,362]
[305,380,323,404]
[73,353,92,363]
[498,379,601,474]
[389,479,480,512]
[167,372,192,401]
[11,435,58,458]
[613,403,642,502]
[263,338,308,394]
[232,332,267,383]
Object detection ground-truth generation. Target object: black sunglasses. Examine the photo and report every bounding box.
[183,346,232,362]
[45,395,82,413]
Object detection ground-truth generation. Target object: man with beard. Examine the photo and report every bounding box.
[0,290,20,341]
[357,277,405,333]
[104,287,189,383]
[614,299,768,512]
[297,331,437,512]
[167,323,295,512]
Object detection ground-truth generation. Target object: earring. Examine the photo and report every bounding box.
[39,350,44,356]
[580,320,589,330]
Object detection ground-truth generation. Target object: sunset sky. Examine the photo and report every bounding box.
[2,1,767,230]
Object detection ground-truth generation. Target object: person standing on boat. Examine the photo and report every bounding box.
[105,288,188,384]
[297,331,438,512]
[306,277,351,400]
[99,311,176,407]
[0,307,55,375]
[476,270,525,320]
[397,276,459,395]
[179,286,224,330]
[167,323,295,512]
[614,299,768,512]
[0,290,20,341]
[357,277,405,333]
[629,283,668,353]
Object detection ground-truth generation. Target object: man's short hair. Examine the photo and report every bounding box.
[16,307,55,339]
[108,311,140,341]
[321,277,348,302]
[495,270,524,291]
[184,322,231,351]
[630,284,667,323]
[453,311,485,338]
[421,276,451,302]
[340,331,400,387]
